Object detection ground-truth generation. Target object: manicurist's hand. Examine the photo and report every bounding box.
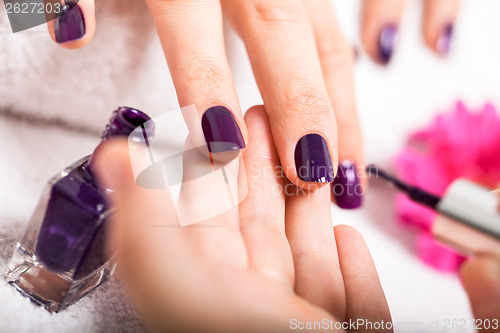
[361,0,459,64]
[93,106,391,333]
[461,256,500,333]
[459,190,500,333]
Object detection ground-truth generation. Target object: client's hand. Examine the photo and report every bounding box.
[361,0,459,64]
[93,106,391,333]
[460,190,500,333]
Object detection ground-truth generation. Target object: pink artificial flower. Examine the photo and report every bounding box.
[394,102,500,272]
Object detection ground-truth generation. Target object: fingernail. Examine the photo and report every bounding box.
[436,23,454,56]
[55,2,85,43]
[332,161,363,209]
[294,134,334,183]
[378,24,398,65]
[201,106,245,153]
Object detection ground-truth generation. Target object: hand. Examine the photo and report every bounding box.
[460,190,500,333]
[93,106,390,333]
[361,0,459,64]
[48,0,365,204]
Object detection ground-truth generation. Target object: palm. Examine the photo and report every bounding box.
[95,107,391,332]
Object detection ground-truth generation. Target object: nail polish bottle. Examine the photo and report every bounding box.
[4,107,154,312]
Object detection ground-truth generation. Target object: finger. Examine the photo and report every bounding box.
[238,106,294,287]
[460,256,500,329]
[285,184,345,319]
[361,0,405,65]
[302,0,365,209]
[145,0,247,156]
[47,0,95,49]
[176,136,248,268]
[93,139,185,270]
[93,140,222,332]
[422,0,459,56]
[335,225,392,332]
[222,0,338,189]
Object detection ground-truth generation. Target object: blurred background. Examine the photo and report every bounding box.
[0,0,500,331]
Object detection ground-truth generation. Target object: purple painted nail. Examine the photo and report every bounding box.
[332,161,363,209]
[437,23,454,56]
[201,106,245,153]
[55,2,85,43]
[295,134,334,183]
[378,24,398,65]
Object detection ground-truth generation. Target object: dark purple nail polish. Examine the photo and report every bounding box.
[201,106,245,153]
[437,23,454,56]
[55,2,85,43]
[378,24,397,65]
[295,134,334,183]
[5,107,154,312]
[332,161,363,209]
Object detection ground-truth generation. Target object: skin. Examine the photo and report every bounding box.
[48,0,364,190]
[46,0,461,191]
[50,1,500,330]
[93,110,500,332]
[362,0,460,62]
[459,190,500,333]
[93,106,392,332]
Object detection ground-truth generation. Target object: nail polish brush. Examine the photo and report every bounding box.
[366,165,500,257]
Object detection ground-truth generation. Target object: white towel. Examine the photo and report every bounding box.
[0,1,172,331]
[0,0,178,132]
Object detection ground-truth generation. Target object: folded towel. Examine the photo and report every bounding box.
[0,113,147,332]
[0,0,177,132]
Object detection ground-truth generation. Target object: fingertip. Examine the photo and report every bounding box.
[201,105,247,155]
[332,160,365,210]
[334,224,363,241]
[291,132,337,188]
[460,256,500,320]
[243,105,268,125]
[422,0,459,57]
[361,0,404,65]
[246,107,336,190]
[460,256,500,289]
[48,0,95,49]
[423,21,455,57]
[92,138,132,193]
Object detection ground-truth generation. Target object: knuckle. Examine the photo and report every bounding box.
[292,247,338,262]
[248,0,304,25]
[343,269,379,285]
[282,79,332,120]
[184,57,228,94]
[318,36,353,67]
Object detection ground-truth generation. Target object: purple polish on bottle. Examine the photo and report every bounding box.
[36,107,153,273]
[5,107,154,312]
[35,167,106,273]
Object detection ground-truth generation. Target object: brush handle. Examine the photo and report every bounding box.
[437,179,500,239]
[433,179,500,257]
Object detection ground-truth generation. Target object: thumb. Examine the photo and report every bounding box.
[460,256,500,332]
[92,139,134,195]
